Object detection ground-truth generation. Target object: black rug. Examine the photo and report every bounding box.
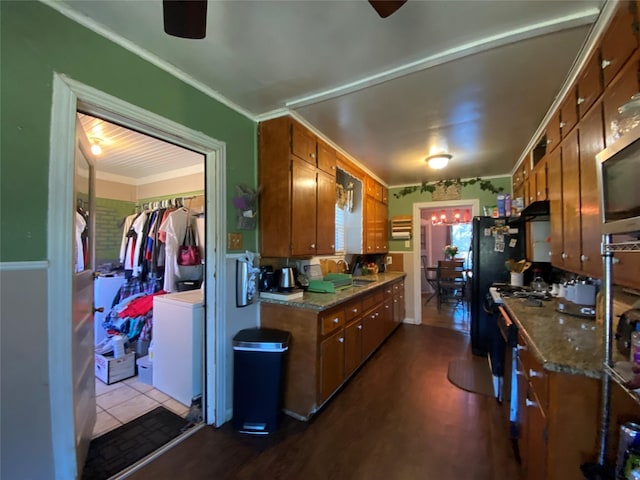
[82,406,192,480]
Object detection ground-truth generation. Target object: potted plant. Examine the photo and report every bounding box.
[444,245,458,260]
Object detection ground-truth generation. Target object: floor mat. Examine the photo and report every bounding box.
[447,356,494,397]
[82,406,192,480]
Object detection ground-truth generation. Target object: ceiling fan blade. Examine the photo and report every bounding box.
[163,0,207,39]
[368,0,408,18]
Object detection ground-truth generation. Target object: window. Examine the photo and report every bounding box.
[451,223,472,267]
[335,204,345,253]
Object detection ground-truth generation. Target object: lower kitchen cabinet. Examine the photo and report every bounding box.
[319,329,345,403]
[260,277,405,420]
[516,333,599,480]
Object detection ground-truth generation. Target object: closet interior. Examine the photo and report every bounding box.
[79,113,207,439]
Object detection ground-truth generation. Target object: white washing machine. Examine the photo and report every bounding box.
[94,274,126,345]
[152,290,204,406]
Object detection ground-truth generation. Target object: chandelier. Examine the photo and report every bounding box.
[431,209,471,226]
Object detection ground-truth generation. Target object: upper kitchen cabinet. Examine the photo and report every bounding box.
[603,52,640,147]
[291,121,318,166]
[560,129,582,273]
[547,147,563,267]
[259,116,335,257]
[600,1,638,88]
[366,176,383,202]
[364,176,388,253]
[577,50,603,119]
[546,111,561,154]
[531,156,547,203]
[578,102,605,279]
[559,86,578,139]
[317,138,337,177]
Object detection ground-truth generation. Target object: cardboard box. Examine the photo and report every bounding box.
[95,351,135,385]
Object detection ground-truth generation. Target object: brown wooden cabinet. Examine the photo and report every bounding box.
[603,53,640,147]
[560,86,578,139]
[547,147,563,266]
[560,130,582,273]
[319,330,345,403]
[317,138,337,176]
[364,187,389,253]
[578,102,605,278]
[259,116,335,257]
[516,333,599,480]
[577,50,603,119]
[533,157,547,201]
[600,1,638,87]
[260,277,405,420]
[546,111,561,153]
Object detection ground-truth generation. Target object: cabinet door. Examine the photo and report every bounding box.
[559,86,578,138]
[516,361,530,469]
[547,148,563,266]
[365,196,377,253]
[376,201,388,253]
[381,186,389,204]
[362,307,382,358]
[319,330,345,403]
[577,50,603,118]
[579,102,605,278]
[344,320,363,377]
[291,158,318,256]
[561,130,582,273]
[525,391,548,480]
[526,174,536,206]
[546,111,561,153]
[291,121,317,166]
[534,158,547,201]
[317,139,337,176]
[603,55,640,146]
[316,170,336,255]
[600,2,638,87]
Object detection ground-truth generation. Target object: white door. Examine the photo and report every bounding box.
[73,116,97,472]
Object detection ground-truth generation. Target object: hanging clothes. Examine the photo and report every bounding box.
[74,211,86,273]
[119,213,138,265]
[158,208,189,292]
[124,211,148,277]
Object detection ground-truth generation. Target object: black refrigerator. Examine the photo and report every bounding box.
[469,216,526,356]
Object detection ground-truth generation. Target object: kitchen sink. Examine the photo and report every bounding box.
[352,278,375,286]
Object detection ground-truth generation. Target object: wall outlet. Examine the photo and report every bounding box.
[386,256,393,265]
[404,240,410,248]
[228,232,242,250]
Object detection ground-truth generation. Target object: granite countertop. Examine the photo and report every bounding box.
[502,296,605,379]
[258,271,406,311]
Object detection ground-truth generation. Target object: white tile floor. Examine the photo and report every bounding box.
[93,375,190,438]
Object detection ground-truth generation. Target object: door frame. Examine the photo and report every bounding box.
[48,73,227,479]
[412,199,479,323]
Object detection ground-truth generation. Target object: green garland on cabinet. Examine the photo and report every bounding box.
[393,177,504,198]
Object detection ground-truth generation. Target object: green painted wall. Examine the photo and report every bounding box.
[0,1,257,262]
[388,176,512,251]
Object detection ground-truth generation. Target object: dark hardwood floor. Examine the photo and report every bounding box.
[128,325,521,480]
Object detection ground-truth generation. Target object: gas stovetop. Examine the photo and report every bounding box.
[489,284,552,305]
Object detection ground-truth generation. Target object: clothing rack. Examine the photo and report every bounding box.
[138,195,197,212]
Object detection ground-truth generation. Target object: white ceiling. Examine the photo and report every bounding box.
[56,0,607,187]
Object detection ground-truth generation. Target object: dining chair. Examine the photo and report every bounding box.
[436,260,466,310]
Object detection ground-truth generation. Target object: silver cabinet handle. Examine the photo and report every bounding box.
[613,257,620,264]
[338,337,344,343]
[577,97,585,105]
[560,121,566,129]
[517,344,527,351]
[581,254,588,262]
[352,308,358,314]
[310,153,316,159]
[562,252,568,259]
[529,369,542,378]
[357,325,362,330]
[525,398,537,408]
[333,318,339,324]
[311,243,316,249]
[331,244,335,249]
[601,59,611,69]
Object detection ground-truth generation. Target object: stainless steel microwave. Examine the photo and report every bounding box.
[596,125,640,236]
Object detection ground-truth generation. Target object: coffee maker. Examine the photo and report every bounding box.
[258,266,275,291]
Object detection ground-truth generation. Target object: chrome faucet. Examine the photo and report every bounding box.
[336,259,350,273]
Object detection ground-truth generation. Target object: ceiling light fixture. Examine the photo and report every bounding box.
[431,209,471,226]
[425,153,452,170]
[89,137,104,156]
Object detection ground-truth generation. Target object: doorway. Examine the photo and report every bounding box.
[48,75,227,480]
[412,199,479,333]
[78,113,206,440]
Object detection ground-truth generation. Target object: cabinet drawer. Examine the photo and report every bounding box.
[320,308,344,336]
[517,339,548,415]
[362,288,384,312]
[344,298,362,323]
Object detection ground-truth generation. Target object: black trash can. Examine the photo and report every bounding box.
[232,328,290,434]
